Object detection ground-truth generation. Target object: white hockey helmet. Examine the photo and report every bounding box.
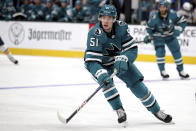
[183,2,192,11]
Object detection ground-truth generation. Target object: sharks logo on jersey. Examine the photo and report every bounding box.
[104,43,121,56]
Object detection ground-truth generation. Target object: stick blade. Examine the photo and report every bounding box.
[57,111,68,124]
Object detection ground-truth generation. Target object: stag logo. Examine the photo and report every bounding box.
[8,23,25,45]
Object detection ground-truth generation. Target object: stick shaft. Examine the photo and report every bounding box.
[65,69,117,123]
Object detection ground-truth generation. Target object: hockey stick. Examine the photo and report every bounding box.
[57,69,118,124]
[135,40,145,44]
[135,37,154,44]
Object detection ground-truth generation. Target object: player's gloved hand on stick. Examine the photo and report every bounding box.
[173,30,181,37]
[114,55,128,76]
[95,69,113,88]
[144,35,152,43]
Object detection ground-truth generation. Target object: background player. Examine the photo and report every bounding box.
[84,4,172,126]
[0,37,18,64]
[144,0,189,79]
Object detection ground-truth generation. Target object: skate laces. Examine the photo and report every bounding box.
[161,70,168,75]
[116,108,125,118]
[180,70,187,76]
[156,110,167,120]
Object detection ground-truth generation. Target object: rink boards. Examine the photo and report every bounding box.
[0,21,196,64]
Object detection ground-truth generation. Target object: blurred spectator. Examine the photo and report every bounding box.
[178,2,195,25]
[140,0,151,25]
[54,0,61,7]
[111,0,132,23]
[72,0,89,22]
[13,0,34,20]
[44,0,59,21]
[0,0,16,20]
[193,7,196,24]
[57,0,73,22]
[87,0,106,23]
[29,0,45,21]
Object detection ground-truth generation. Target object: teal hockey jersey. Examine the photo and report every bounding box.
[146,10,187,39]
[84,21,137,77]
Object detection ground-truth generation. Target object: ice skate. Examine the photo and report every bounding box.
[7,53,18,65]
[154,110,172,123]
[160,70,169,79]
[116,107,127,127]
[179,70,190,79]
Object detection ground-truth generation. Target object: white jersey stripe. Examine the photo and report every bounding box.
[85,58,102,63]
[86,52,103,56]
[103,86,116,94]
[146,99,156,108]
[122,39,135,47]
[106,92,119,101]
[176,61,183,65]
[122,43,138,52]
[156,57,165,60]
[157,61,165,64]
[175,57,182,62]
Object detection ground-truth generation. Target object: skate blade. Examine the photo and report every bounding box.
[119,121,128,128]
[168,121,175,125]
[163,121,175,125]
[180,77,190,80]
[162,77,169,81]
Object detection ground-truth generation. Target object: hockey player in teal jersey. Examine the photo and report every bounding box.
[57,0,73,22]
[29,0,45,21]
[144,0,190,79]
[84,4,172,125]
[44,0,59,21]
[72,0,89,22]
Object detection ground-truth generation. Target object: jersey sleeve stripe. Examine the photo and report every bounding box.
[174,26,183,32]
[177,16,186,24]
[122,38,135,48]
[103,61,115,66]
[86,51,103,56]
[146,24,155,30]
[122,43,138,52]
[85,58,102,63]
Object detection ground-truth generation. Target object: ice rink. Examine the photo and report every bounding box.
[0,55,196,131]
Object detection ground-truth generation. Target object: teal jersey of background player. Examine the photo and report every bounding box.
[84,20,137,77]
[146,10,187,39]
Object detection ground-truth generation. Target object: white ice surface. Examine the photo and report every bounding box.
[0,55,196,131]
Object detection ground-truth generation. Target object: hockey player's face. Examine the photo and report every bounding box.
[100,16,114,33]
[159,5,167,15]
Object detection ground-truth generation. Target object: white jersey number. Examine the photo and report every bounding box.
[90,38,99,47]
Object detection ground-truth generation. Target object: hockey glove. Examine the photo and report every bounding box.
[114,55,129,76]
[144,36,152,43]
[95,69,113,89]
[173,30,181,37]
